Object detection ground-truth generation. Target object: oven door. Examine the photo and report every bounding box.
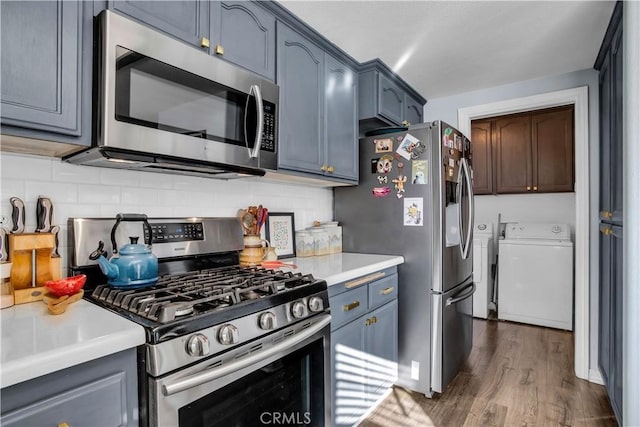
[151,314,331,427]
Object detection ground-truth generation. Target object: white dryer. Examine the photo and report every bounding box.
[497,223,574,330]
[472,223,494,319]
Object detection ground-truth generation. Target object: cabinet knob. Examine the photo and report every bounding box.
[214,44,224,55]
[199,37,210,48]
[365,318,372,326]
[601,211,613,219]
[401,120,410,126]
[533,186,538,191]
[58,423,70,427]
[327,166,335,173]
[601,227,613,236]
[526,186,531,191]
[321,164,328,172]
[371,316,377,324]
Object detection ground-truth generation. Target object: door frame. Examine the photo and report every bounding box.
[457,86,590,381]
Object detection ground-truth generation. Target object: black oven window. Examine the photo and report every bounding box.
[114,46,250,147]
[178,340,324,427]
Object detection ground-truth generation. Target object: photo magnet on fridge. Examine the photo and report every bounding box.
[372,155,393,174]
[373,138,393,153]
[411,160,428,185]
[404,197,423,226]
[396,134,421,160]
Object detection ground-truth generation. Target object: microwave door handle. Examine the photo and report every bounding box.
[244,84,263,159]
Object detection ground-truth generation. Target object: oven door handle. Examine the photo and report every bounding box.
[161,315,331,397]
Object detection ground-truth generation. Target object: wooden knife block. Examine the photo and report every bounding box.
[8,233,61,304]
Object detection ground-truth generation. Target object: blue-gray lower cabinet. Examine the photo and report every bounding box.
[0,349,139,427]
[329,268,399,427]
[0,0,93,150]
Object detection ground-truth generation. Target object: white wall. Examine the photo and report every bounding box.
[423,68,600,373]
[0,152,334,273]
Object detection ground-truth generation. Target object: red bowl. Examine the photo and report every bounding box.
[45,274,87,297]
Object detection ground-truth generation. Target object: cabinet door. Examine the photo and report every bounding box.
[494,115,532,194]
[404,94,423,126]
[211,1,275,80]
[610,26,624,223]
[610,225,623,421]
[325,54,358,181]
[470,120,493,195]
[331,318,367,427]
[531,107,574,192]
[276,23,325,175]
[1,1,82,136]
[109,1,210,48]
[599,50,613,218]
[378,74,404,125]
[598,224,612,389]
[365,300,398,393]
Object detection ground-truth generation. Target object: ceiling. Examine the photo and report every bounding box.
[277,1,615,100]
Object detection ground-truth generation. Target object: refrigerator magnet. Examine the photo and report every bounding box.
[374,138,393,153]
[412,160,427,185]
[392,174,407,198]
[377,175,388,184]
[396,134,420,160]
[372,187,391,198]
[404,197,423,226]
[373,155,394,174]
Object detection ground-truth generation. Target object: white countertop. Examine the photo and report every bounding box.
[1,299,145,389]
[287,252,404,286]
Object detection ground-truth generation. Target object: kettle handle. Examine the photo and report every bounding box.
[110,213,153,254]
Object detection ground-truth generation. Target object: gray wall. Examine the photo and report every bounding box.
[423,68,601,374]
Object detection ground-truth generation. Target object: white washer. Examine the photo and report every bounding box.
[498,223,574,330]
[472,223,494,319]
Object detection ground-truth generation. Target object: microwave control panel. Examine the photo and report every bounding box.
[261,101,276,152]
[144,222,204,244]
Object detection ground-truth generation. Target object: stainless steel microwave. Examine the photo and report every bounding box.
[65,10,278,179]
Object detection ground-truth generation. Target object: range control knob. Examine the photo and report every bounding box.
[291,301,307,319]
[218,324,239,345]
[186,334,210,357]
[259,312,277,330]
[308,296,324,313]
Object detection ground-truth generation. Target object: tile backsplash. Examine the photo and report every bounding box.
[0,152,334,274]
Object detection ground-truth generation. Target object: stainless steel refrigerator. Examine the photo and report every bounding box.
[334,121,475,396]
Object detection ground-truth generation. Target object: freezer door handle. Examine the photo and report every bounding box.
[446,283,476,306]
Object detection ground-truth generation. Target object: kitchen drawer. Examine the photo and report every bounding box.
[328,267,398,298]
[330,286,369,331]
[368,274,398,310]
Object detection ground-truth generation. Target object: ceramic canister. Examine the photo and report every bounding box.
[295,231,314,257]
[239,235,269,266]
[309,228,329,256]
[321,223,342,254]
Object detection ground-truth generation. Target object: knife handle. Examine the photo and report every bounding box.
[9,197,25,234]
[0,227,7,262]
[36,196,53,233]
[50,225,61,257]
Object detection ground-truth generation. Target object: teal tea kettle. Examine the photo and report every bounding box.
[90,214,158,288]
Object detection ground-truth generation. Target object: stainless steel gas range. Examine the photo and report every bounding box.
[69,216,330,427]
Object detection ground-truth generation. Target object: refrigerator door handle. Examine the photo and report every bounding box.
[462,158,474,259]
[457,163,465,258]
[446,283,476,306]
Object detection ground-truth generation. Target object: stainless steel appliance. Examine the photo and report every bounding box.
[65,10,278,179]
[70,217,330,426]
[334,121,475,396]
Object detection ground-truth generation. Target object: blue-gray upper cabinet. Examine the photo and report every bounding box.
[210,1,276,81]
[325,54,358,181]
[276,22,325,176]
[358,60,426,135]
[0,1,92,149]
[108,1,210,49]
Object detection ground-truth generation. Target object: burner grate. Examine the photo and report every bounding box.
[90,265,316,323]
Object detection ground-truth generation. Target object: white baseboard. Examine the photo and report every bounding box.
[589,368,604,385]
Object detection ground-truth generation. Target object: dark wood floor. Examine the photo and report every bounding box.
[360,318,617,427]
